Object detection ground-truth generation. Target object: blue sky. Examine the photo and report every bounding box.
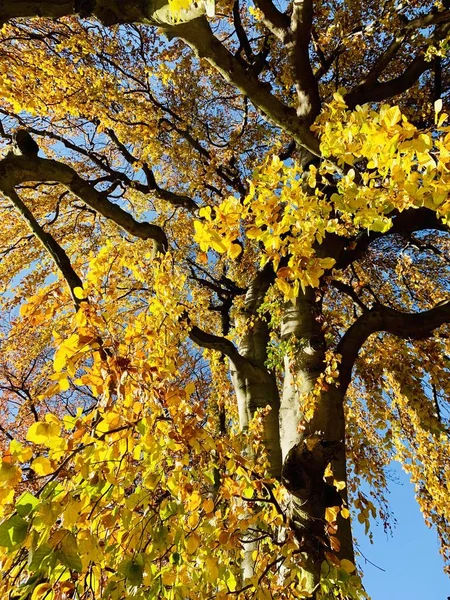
[355,464,449,600]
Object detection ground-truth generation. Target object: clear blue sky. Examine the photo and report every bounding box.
[354,464,449,600]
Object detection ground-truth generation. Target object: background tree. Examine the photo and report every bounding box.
[0,1,449,599]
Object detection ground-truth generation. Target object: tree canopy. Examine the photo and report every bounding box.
[0,1,449,598]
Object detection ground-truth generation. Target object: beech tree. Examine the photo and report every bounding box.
[0,0,449,598]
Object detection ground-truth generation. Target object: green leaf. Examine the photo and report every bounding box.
[119,559,143,587]
[16,492,39,517]
[0,515,28,549]
[28,543,53,571]
[57,533,82,572]
[127,563,144,587]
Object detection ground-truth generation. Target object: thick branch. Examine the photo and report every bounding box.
[338,301,450,392]
[346,14,450,108]
[286,0,321,122]
[335,207,448,271]
[1,186,83,307]
[0,153,168,252]
[252,0,289,39]
[346,55,428,108]
[164,17,320,156]
[359,9,450,89]
[188,324,246,369]
[0,0,74,24]
[244,263,275,315]
[0,0,208,26]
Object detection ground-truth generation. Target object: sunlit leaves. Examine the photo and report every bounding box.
[0,246,312,599]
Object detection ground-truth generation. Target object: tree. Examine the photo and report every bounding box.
[0,0,449,598]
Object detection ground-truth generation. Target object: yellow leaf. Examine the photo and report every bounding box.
[341,507,350,519]
[382,105,401,128]
[53,347,70,373]
[162,570,177,586]
[185,382,195,397]
[325,506,339,523]
[188,512,199,528]
[26,421,60,446]
[73,286,86,300]
[0,461,22,486]
[225,570,237,591]
[32,584,53,600]
[185,534,200,554]
[9,440,32,463]
[31,456,53,476]
[63,498,83,528]
[59,378,70,392]
[205,557,218,582]
[228,243,242,259]
[187,490,202,511]
[203,498,214,514]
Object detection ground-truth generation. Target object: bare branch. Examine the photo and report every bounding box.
[0,186,83,307]
[0,152,168,253]
[233,0,254,63]
[335,207,448,271]
[286,0,321,122]
[338,301,450,392]
[164,17,320,156]
[330,280,368,312]
[253,0,289,40]
[105,128,198,212]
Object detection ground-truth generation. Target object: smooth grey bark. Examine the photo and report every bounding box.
[279,290,354,589]
[228,266,282,581]
[0,0,211,27]
[231,265,282,479]
[189,266,282,581]
[279,289,325,460]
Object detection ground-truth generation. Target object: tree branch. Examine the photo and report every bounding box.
[0,0,74,25]
[188,324,246,369]
[233,0,254,63]
[286,0,321,122]
[105,128,198,212]
[0,152,168,253]
[252,0,289,40]
[335,207,448,271]
[0,0,209,27]
[330,280,368,312]
[346,54,429,108]
[338,301,450,392]
[346,13,450,108]
[0,185,83,307]
[164,17,320,156]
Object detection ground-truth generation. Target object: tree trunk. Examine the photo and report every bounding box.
[279,290,354,590]
[229,279,355,590]
[228,268,282,581]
